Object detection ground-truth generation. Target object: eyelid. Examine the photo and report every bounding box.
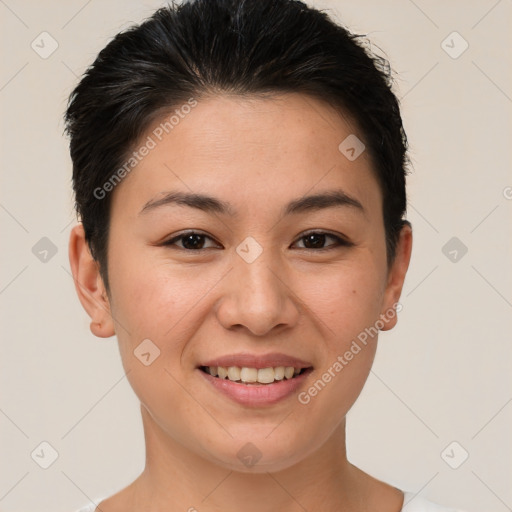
[292,230,353,250]
[161,229,352,251]
[163,230,221,249]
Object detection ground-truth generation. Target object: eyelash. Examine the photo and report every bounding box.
[161,230,353,252]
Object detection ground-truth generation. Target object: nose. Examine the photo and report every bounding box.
[215,246,301,337]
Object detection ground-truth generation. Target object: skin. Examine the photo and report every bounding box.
[69,92,412,512]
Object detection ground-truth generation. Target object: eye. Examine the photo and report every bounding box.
[292,231,352,251]
[162,231,221,250]
[161,230,352,252]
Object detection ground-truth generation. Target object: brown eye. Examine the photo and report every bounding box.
[179,233,206,250]
[163,231,220,250]
[293,231,352,250]
[302,233,329,249]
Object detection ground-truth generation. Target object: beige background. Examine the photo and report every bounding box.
[1,1,511,511]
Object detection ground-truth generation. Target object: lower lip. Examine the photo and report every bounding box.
[198,368,312,407]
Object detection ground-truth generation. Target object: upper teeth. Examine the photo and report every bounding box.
[205,366,302,384]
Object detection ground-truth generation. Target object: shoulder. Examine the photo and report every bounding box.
[401,492,468,512]
[73,497,108,512]
[74,479,139,512]
[74,504,97,512]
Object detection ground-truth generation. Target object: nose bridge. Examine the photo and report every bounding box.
[235,238,284,310]
[234,232,275,273]
[216,236,299,335]
[237,253,282,294]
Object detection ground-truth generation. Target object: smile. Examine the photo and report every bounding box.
[200,365,309,384]
[197,356,314,406]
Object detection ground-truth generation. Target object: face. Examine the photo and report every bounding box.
[74,93,411,473]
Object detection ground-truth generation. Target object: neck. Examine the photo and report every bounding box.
[130,404,366,512]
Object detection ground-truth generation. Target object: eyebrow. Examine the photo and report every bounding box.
[139,189,365,217]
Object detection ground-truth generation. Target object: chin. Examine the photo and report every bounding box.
[196,427,316,474]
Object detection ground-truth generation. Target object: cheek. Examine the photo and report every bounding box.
[296,259,383,404]
[110,264,192,341]
[303,258,385,341]
[108,248,228,372]
[107,259,202,415]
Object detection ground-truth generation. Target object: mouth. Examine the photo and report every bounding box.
[199,365,312,385]
[196,355,314,406]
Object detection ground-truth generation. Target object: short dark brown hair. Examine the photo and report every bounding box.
[64,0,410,292]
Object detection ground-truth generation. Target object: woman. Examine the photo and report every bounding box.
[66,0,465,510]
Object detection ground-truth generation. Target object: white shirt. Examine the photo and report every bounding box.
[401,492,467,511]
[75,491,467,511]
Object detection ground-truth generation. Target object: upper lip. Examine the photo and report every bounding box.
[200,353,313,370]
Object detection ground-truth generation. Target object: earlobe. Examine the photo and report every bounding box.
[379,222,413,331]
[68,223,115,338]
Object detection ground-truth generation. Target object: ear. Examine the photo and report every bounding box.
[379,222,413,331]
[68,223,115,338]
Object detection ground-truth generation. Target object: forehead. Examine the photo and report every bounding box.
[110,92,381,219]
